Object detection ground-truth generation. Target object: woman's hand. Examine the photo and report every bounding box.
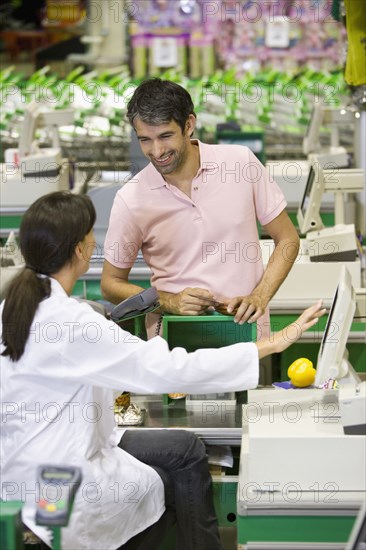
[276,300,327,353]
[256,301,327,359]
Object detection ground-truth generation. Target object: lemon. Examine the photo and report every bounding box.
[288,358,316,387]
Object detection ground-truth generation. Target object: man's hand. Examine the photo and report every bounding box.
[159,287,220,315]
[216,294,268,324]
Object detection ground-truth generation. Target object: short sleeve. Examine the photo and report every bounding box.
[249,150,287,226]
[104,192,142,268]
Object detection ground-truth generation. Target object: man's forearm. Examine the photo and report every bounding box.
[157,290,178,314]
[253,237,300,304]
[101,278,145,305]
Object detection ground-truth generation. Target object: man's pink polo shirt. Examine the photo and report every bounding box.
[104,140,287,338]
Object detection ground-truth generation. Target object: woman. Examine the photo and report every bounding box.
[1,191,325,550]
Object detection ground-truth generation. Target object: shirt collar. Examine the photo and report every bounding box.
[147,140,217,190]
[194,140,217,177]
[50,277,68,296]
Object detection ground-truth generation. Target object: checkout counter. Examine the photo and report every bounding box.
[237,386,365,549]
[234,268,365,549]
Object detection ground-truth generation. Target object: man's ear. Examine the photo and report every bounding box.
[186,114,196,137]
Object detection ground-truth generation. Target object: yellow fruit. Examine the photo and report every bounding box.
[287,357,310,377]
[288,358,316,387]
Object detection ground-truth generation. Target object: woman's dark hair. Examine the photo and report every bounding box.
[127,78,196,132]
[1,191,96,361]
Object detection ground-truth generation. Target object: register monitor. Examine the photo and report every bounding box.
[18,100,74,160]
[303,103,352,166]
[303,103,323,156]
[1,101,74,207]
[296,156,364,236]
[297,162,324,235]
[314,265,359,387]
[296,156,336,234]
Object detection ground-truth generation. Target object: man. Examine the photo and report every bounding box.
[101,78,300,339]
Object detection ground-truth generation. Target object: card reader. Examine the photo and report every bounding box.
[110,287,160,322]
[35,465,82,527]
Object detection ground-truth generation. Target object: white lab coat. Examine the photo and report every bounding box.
[0,278,259,549]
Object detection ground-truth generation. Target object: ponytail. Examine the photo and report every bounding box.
[2,267,51,361]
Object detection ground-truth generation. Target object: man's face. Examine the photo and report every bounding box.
[134,116,195,176]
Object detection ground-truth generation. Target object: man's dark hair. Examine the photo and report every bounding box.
[127,79,196,133]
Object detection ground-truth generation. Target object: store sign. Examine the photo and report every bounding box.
[152,37,178,67]
[265,17,290,48]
